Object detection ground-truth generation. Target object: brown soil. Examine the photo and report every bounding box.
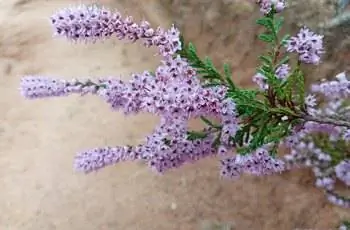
[0,0,349,230]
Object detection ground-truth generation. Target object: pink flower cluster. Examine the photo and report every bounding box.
[335,160,350,187]
[21,5,243,174]
[74,119,220,173]
[72,56,240,173]
[256,0,287,15]
[98,56,230,118]
[311,72,350,99]
[20,54,240,173]
[19,77,101,98]
[20,2,349,210]
[220,147,285,178]
[50,4,181,57]
[286,27,324,65]
[327,190,350,209]
[283,82,350,209]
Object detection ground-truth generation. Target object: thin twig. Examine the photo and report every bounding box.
[302,114,350,128]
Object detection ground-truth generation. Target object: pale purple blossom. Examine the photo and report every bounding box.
[220,156,243,179]
[220,147,285,179]
[311,72,350,99]
[97,55,234,119]
[74,146,138,173]
[326,191,350,209]
[256,0,287,14]
[282,89,350,209]
[19,76,102,99]
[305,94,317,107]
[275,64,290,80]
[75,118,219,173]
[217,145,229,156]
[21,55,236,120]
[34,54,239,173]
[272,0,287,12]
[19,2,350,209]
[285,27,324,65]
[315,177,335,190]
[335,160,350,186]
[282,125,333,169]
[305,94,317,115]
[343,129,350,141]
[220,98,239,145]
[252,72,268,90]
[303,122,342,139]
[50,5,181,57]
[20,44,241,174]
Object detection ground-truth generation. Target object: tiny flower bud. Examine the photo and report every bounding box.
[281,116,288,121]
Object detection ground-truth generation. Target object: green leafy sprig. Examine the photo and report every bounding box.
[177,11,304,155]
[176,6,350,159]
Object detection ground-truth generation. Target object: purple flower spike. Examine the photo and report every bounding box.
[50,5,118,42]
[20,76,101,99]
[275,64,290,80]
[20,76,69,99]
[335,160,350,186]
[220,147,285,179]
[311,72,350,99]
[50,5,181,57]
[74,146,139,173]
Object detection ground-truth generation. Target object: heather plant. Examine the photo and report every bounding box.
[19,0,349,209]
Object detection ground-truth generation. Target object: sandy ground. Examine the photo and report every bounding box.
[1,0,349,230]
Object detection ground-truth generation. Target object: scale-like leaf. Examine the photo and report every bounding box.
[187,131,208,140]
[223,63,232,78]
[256,17,274,30]
[274,16,284,33]
[296,70,305,107]
[259,55,273,65]
[283,68,298,101]
[204,57,214,68]
[258,33,274,43]
[200,116,220,128]
[276,55,290,67]
[188,42,197,53]
[223,63,236,90]
[203,82,222,88]
[281,34,291,45]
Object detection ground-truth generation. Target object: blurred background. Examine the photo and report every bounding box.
[0,0,349,230]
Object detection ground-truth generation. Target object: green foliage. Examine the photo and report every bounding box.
[258,55,273,66]
[256,17,274,30]
[200,116,220,129]
[172,0,350,211]
[258,33,274,43]
[274,17,284,33]
[177,10,310,156]
[187,131,208,141]
[180,42,224,82]
[256,14,284,44]
[223,63,236,90]
[276,55,289,66]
